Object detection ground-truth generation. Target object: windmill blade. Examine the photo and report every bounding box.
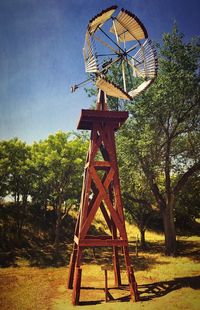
[83,31,99,73]
[131,39,158,79]
[96,76,132,100]
[88,5,117,34]
[128,79,153,98]
[109,9,148,42]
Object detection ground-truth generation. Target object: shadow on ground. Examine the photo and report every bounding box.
[139,275,200,301]
[177,240,200,262]
[81,246,158,272]
[77,275,200,306]
[1,237,199,268]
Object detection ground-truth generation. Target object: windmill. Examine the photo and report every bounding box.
[68,6,157,305]
[71,5,157,99]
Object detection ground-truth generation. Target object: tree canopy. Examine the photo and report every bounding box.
[85,25,200,255]
[0,132,88,261]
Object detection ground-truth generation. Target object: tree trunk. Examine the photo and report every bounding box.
[161,197,176,255]
[54,204,62,263]
[15,193,24,243]
[140,228,146,249]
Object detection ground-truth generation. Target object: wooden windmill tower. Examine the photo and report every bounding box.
[67,90,138,304]
[67,5,157,305]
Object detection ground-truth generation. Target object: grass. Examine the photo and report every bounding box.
[0,232,200,310]
[1,211,200,309]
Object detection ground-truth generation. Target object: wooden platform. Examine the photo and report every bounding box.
[77,109,128,130]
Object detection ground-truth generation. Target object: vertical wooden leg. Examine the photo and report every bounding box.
[72,247,82,305]
[128,266,139,302]
[68,212,80,289]
[67,244,77,289]
[111,217,121,287]
[104,269,108,302]
[72,267,82,305]
[113,246,121,287]
[123,246,139,302]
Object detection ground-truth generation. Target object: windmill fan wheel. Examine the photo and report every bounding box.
[72,5,158,100]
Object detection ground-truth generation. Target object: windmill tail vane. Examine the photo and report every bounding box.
[70,5,158,100]
[70,77,92,93]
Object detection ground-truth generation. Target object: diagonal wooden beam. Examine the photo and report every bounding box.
[96,124,125,224]
[100,203,112,232]
[107,127,125,222]
[89,171,113,234]
[81,173,92,225]
[80,167,114,239]
[91,167,127,239]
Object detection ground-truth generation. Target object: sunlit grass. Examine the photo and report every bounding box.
[1,210,199,309]
[1,234,200,310]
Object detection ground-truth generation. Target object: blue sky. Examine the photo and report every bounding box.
[0,0,200,144]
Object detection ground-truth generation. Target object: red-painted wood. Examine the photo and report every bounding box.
[72,267,82,305]
[77,110,128,130]
[67,90,138,305]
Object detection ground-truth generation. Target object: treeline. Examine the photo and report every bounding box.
[0,130,199,267]
[0,132,88,266]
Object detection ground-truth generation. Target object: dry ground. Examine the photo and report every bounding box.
[0,233,200,310]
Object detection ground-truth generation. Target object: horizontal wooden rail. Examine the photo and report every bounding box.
[78,238,128,247]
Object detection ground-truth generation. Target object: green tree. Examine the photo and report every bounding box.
[0,138,31,239]
[123,26,200,255]
[85,25,200,255]
[175,172,200,233]
[30,131,88,261]
[117,135,155,247]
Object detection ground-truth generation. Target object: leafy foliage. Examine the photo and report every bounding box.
[121,26,200,254]
[30,131,87,208]
[0,131,88,264]
[85,24,200,255]
[0,138,31,202]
